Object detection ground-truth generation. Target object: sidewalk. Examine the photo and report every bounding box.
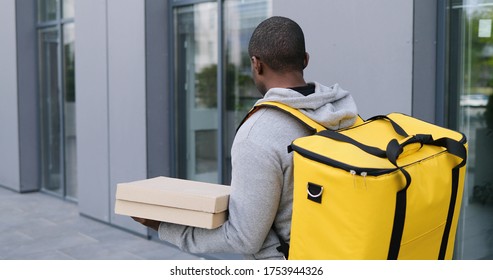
[0,186,205,260]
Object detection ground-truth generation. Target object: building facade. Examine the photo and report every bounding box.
[0,0,492,259]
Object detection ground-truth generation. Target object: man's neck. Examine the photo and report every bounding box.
[263,71,306,91]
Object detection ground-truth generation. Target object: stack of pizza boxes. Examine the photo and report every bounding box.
[115,176,230,229]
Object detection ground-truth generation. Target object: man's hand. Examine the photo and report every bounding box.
[131,216,161,231]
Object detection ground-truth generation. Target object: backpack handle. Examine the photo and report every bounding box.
[367,115,409,137]
[317,115,410,158]
[386,135,467,169]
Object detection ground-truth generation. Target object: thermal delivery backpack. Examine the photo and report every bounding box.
[247,101,468,260]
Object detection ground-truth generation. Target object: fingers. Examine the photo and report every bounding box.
[131,216,160,231]
[131,216,146,224]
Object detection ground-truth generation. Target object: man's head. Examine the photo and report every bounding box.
[248,16,307,73]
[248,16,308,95]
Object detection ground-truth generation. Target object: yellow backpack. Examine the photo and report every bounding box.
[247,101,467,260]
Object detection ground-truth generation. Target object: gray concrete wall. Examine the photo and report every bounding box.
[146,0,172,180]
[273,0,414,119]
[17,0,40,193]
[107,0,147,232]
[0,0,20,192]
[75,0,112,222]
[75,0,147,235]
[413,0,438,123]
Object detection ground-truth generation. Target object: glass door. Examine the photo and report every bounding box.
[448,0,493,259]
[63,23,76,198]
[39,28,63,196]
[38,0,77,199]
[172,0,271,184]
[174,2,219,183]
[221,0,271,183]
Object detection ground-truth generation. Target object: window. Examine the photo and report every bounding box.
[222,0,272,183]
[447,0,493,259]
[173,2,219,183]
[37,0,77,199]
[171,0,271,184]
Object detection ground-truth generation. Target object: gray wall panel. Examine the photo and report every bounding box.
[412,0,438,123]
[273,0,414,119]
[76,0,148,235]
[75,0,111,221]
[0,0,20,191]
[16,0,39,193]
[146,0,171,179]
[107,0,147,234]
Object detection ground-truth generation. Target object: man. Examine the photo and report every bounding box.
[133,16,358,259]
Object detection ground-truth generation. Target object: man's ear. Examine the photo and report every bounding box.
[251,56,263,75]
[303,52,310,69]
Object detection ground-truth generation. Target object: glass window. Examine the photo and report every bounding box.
[38,0,59,22]
[62,0,75,19]
[172,0,271,184]
[448,0,493,259]
[39,28,63,196]
[63,23,75,102]
[195,130,218,174]
[37,0,76,199]
[222,0,272,183]
[174,2,219,183]
[63,23,77,199]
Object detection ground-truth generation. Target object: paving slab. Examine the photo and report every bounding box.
[0,186,203,260]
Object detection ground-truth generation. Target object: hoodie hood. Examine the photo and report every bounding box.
[255,82,358,130]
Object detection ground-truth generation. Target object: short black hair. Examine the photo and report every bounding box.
[248,16,306,73]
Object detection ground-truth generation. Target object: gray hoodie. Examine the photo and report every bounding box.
[158,81,358,259]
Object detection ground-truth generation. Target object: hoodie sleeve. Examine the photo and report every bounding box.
[157,137,283,256]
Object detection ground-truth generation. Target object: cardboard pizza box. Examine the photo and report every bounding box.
[115,176,230,229]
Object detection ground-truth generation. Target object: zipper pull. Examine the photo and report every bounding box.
[350,170,357,188]
[361,172,368,190]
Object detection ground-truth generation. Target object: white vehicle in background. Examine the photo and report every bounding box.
[460,94,489,107]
